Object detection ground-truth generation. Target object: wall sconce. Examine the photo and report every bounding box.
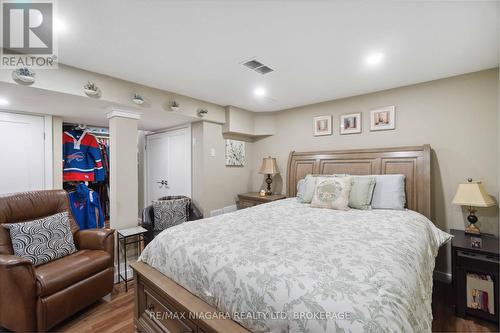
[132,94,145,105]
[170,100,180,111]
[12,67,36,84]
[84,81,100,97]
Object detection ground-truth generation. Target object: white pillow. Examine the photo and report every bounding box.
[371,174,406,210]
[311,176,352,210]
[296,179,306,201]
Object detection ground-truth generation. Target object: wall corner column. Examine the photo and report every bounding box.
[107,107,142,230]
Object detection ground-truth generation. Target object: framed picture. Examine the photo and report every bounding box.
[313,115,332,136]
[225,139,245,166]
[340,113,361,135]
[370,106,395,131]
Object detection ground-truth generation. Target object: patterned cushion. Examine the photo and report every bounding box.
[311,176,352,210]
[4,212,77,266]
[301,174,337,203]
[153,198,190,231]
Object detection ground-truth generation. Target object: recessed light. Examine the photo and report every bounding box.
[254,87,267,98]
[54,18,67,34]
[0,98,9,106]
[365,52,384,67]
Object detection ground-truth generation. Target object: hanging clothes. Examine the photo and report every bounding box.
[63,130,105,181]
[68,183,105,229]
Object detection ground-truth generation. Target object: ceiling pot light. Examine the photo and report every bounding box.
[254,87,267,98]
[54,18,67,35]
[0,98,9,106]
[365,52,385,67]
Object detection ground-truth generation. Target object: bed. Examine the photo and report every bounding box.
[131,145,450,333]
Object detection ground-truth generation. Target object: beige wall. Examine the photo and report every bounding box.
[192,121,254,216]
[250,69,499,274]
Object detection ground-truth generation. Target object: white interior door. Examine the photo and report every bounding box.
[0,112,46,194]
[146,127,191,203]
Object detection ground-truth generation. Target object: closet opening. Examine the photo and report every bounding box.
[62,122,110,229]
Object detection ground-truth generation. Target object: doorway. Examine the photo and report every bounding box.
[0,111,49,194]
[145,126,191,204]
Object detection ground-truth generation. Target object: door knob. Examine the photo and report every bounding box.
[156,180,169,188]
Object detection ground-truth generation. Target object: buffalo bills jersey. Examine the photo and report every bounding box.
[63,130,105,181]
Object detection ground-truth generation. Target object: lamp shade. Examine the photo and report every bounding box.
[259,156,280,175]
[452,181,496,207]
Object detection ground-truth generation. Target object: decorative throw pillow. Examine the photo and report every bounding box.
[296,179,306,202]
[300,174,337,203]
[153,198,190,231]
[4,212,76,266]
[311,176,352,210]
[348,176,376,210]
[371,174,406,210]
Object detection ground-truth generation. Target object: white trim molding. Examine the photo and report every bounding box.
[43,115,53,190]
[106,106,142,120]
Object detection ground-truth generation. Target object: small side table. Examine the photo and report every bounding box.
[117,226,148,292]
[237,192,286,209]
[451,229,499,324]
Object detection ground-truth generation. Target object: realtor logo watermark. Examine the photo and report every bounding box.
[1,0,58,69]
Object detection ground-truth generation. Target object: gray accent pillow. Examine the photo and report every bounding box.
[348,176,376,210]
[153,198,190,231]
[4,212,76,266]
[296,179,306,201]
[371,174,406,210]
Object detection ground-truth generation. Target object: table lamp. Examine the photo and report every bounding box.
[259,156,280,196]
[452,178,496,235]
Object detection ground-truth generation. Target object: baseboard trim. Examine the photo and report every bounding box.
[433,270,452,283]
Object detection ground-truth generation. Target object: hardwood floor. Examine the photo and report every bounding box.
[11,280,497,332]
[53,282,135,333]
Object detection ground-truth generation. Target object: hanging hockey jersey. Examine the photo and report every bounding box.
[68,183,104,229]
[63,130,105,181]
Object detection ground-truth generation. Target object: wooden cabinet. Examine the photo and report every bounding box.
[237,192,286,210]
[451,229,499,324]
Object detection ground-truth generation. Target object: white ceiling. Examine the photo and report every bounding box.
[55,1,498,112]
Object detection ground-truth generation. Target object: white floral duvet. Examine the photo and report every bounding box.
[139,198,451,333]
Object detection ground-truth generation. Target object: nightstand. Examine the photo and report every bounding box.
[237,192,286,209]
[451,229,499,324]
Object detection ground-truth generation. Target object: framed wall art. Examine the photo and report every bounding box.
[370,106,395,131]
[225,139,245,166]
[313,115,332,136]
[340,112,361,134]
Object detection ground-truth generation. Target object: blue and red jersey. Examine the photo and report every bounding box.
[63,130,105,182]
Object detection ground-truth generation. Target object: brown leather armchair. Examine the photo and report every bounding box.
[0,190,115,332]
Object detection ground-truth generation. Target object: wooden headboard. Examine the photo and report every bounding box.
[286,145,431,219]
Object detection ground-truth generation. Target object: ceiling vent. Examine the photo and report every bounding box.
[242,59,274,75]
